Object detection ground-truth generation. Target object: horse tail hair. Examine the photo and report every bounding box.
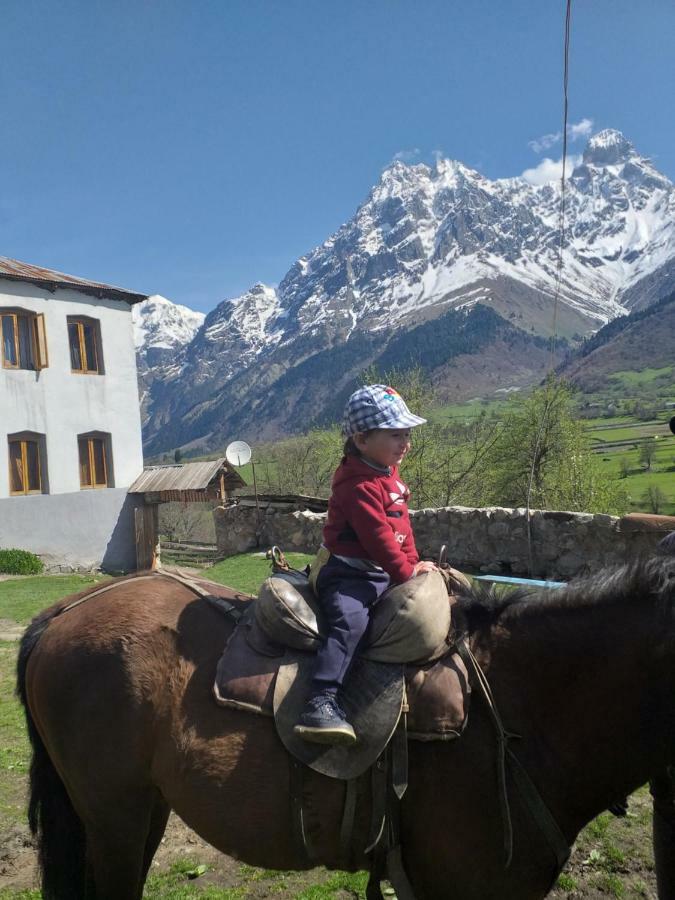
[17,608,87,899]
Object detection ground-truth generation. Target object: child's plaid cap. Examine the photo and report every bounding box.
[343,384,427,436]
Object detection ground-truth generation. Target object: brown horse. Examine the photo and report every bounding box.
[16,557,675,899]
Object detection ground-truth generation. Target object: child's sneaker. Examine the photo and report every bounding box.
[293,692,357,745]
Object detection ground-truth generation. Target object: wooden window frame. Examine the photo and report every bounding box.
[78,434,111,489]
[68,317,102,375]
[1,311,48,371]
[8,437,43,496]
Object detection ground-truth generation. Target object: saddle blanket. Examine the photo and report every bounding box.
[213,611,471,778]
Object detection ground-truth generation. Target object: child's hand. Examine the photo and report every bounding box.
[413,561,438,577]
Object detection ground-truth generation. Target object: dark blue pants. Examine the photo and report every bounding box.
[311,556,390,694]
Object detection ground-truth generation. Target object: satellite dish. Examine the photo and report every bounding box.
[226,440,252,467]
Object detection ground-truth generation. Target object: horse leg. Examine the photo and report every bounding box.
[141,790,171,882]
[80,788,165,900]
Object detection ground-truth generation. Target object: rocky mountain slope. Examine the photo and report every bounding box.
[132,295,204,419]
[139,130,675,454]
[557,290,675,393]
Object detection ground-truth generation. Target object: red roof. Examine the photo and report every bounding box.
[0,256,148,305]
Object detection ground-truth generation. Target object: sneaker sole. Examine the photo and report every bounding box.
[293,724,357,746]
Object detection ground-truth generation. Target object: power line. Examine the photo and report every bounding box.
[549,0,573,370]
[526,0,573,576]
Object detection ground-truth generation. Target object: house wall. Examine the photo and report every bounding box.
[0,277,145,570]
[0,279,143,495]
[0,489,143,572]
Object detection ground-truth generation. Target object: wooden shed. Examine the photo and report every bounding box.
[128,459,246,569]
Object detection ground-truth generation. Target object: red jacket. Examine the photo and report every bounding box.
[322,456,419,583]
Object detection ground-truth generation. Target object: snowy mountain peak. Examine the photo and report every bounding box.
[583,129,637,166]
[132,294,204,351]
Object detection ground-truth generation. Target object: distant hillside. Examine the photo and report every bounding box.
[558,290,675,393]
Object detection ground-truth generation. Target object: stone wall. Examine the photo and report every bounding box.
[213,498,675,581]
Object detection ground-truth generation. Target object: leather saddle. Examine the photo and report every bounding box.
[213,567,471,780]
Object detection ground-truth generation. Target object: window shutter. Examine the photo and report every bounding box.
[33,314,49,370]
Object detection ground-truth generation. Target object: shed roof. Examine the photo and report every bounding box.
[129,459,246,494]
[0,256,148,305]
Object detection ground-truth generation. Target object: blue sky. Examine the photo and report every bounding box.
[2,0,674,313]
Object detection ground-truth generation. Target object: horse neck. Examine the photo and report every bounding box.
[482,592,675,835]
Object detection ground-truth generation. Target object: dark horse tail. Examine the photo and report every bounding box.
[17,607,87,899]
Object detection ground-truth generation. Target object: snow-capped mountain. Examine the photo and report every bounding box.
[132,295,205,420]
[141,130,675,454]
[133,294,204,362]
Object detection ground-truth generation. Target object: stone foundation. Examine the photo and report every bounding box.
[213,498,675,581]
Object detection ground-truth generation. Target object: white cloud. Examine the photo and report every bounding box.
[567,117,594,140]
[392,148,421,163]
[520,154,582,185]
[529,118,595,154]
[529,132,562,154]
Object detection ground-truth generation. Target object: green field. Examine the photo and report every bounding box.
[428,392,675,516]
[0,575,100,625]
[608,366,674,391]
[428,398,509,424]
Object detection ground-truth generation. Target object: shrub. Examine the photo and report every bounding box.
[0,548,44,575]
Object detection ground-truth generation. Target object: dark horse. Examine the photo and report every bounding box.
[16,557,675,899]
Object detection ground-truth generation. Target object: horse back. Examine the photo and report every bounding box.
[23,575,236,780]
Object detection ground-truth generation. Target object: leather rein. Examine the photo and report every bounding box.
[455,638,570,871]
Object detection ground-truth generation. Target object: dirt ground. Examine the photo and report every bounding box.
[0,792,660,898]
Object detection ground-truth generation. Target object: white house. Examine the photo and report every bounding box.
[0,257,147,570]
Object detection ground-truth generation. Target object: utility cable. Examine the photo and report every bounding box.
[526,0,572,576]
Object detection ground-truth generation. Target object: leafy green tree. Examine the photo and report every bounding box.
[480,379,626,515]
[639,438,657,472]
[641,484,667,514]
[255,427,342,497]
[360,364,435,418]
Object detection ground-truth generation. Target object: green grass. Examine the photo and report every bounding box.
[0,642,29,825]
[589,424,673,443]
[608,367,674,390]
[294,869,368,898]
[0,575,101,625]
[0,892,41,899]
[555,872,577,891]
[203,552,314,596]
[428,398,507,424]
[143,859,243,899]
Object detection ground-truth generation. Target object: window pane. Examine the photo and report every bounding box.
[78,439,92,487]
[69,323,82,370]
[2,316,17,366]
[82,323,98,372]
[17,316,35,369]
[9,442,24,493]
[92,439,107,485]
[25,441,41,491]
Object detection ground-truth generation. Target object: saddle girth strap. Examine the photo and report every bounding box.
[289,758,317,862]
[365,715,416,900]
[339,778,359,866]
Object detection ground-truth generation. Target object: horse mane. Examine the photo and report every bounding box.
[453,555,675,635]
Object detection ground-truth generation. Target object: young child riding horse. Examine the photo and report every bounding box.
[294,384,436,746]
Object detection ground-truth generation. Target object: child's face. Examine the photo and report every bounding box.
[354,429,412,469]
